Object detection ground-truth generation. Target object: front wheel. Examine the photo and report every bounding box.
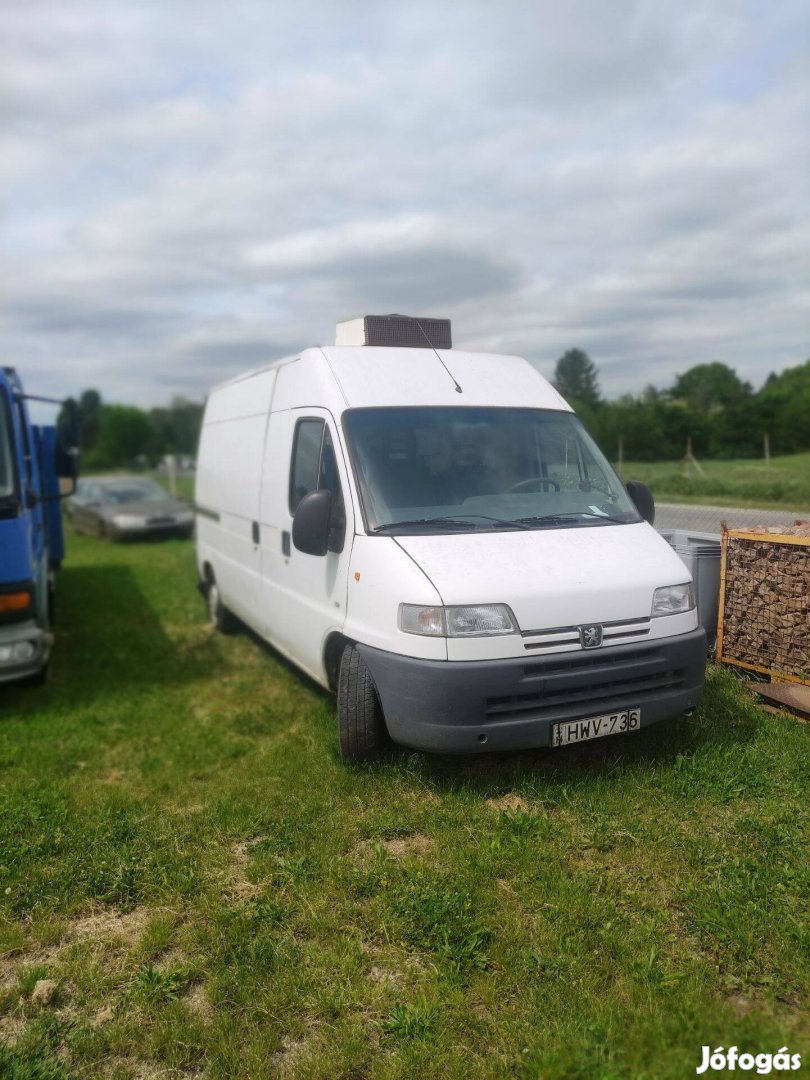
[206,573,239,634]
[337,644,387,761]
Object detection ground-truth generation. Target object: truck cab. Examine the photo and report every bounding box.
[0,367,76,685]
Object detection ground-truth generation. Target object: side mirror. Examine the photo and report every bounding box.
[292,489,332,556]
[57,447,80,485]
[626,480,655,525]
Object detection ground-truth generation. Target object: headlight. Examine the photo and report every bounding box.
[0,640,37,664]
[399,603,518,637]
[177,510,194,523]
[112,514,146,529]
[651,583,695,617]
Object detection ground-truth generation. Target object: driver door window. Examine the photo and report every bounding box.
[289,419,346,552]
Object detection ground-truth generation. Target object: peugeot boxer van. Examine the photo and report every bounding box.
[195,315,706,760]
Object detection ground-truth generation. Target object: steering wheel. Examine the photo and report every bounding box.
[507,477,561,493]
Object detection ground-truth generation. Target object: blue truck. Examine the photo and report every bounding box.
[0,366,78,685]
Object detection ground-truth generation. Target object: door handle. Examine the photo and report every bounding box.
[252,521,260,545]
[281,531,291,556]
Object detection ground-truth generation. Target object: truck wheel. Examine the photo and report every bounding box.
[206,574,238,634]
[337,644,387,761]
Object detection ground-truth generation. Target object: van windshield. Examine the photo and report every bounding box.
[343,407,640,533]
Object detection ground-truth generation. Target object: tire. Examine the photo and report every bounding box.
[337,644,387,761]
[206,573,239,634]
[21,661,49,688]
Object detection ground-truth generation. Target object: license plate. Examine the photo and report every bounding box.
[551,707,641,748]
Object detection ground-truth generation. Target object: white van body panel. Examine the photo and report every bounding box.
[196,369,276,627]
[322,347,572,411]
[345,535,446,661]
[270,351,347,415]
[395,523,699,661]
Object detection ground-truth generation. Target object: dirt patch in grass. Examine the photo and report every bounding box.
[0,906,151,989]
[368,963,404,988]
[381,833,434,857]
[0,1012,26,1044]
[351,832,434,861]
[222,837,266,901]
[269,1027,317,1074]
[30,977,59,1006]
[485,793,531,812]
[0,944,62,989]
[92,1003,116,1028]
[184,981,214,1023]
[101,1057,174,1080]
[70,906,150,944]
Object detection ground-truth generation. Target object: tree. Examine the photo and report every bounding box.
[57,388,103,453]
[87,405,151,469]
[670,363,751,412]
[754,359,810,453]
[78,389,102,451]
[553,349,601,409]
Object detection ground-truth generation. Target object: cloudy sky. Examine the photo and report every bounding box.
[2,0,808,410]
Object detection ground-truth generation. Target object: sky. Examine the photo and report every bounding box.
[1,0,808,410]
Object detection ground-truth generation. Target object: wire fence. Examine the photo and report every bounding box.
[654,501,809,538]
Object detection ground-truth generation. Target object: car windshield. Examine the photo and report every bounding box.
[100,479,171,505]
[343,407,640,532]
[0,395,15,500]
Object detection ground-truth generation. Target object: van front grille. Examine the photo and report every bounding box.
[522,616,651,652]
[485,644,687,721]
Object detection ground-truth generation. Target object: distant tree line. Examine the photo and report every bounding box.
[553,350,810,461]
[58,390,203,470]
[59,353,810,470]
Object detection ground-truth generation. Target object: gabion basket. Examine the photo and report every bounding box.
[717,527,810,685]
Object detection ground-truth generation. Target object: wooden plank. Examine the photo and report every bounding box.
[716,525,728,662]
[753,682,810,720]
[720,655,810,686]
[726,530,810,546]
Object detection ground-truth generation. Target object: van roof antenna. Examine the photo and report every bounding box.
[403,315,463,394]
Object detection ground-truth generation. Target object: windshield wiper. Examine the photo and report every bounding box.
[373,517,478,533]
[515,511,633,527]
[573,511,636,524]
[372,514,529,533]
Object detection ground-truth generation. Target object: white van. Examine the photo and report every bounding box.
[195,315,706,760]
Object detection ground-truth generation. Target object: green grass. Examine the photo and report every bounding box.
[1,534,808,1078]
[617,452,810,510]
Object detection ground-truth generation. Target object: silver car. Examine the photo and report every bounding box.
[66,476,195,540]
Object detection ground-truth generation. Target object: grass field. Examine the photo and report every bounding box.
[1,534,808,1079]
[616,452,810,510]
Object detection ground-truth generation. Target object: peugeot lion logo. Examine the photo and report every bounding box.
[580,624,603,648]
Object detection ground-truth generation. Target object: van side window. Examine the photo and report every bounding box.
[289,420,346,554]
[290,419,324,512]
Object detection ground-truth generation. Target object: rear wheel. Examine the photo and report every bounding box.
[337,644,387,761]
[206,573,238,634]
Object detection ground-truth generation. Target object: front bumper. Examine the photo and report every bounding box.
[358,627,707,753]
[0,620,50,685]
[110,521,194,540]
